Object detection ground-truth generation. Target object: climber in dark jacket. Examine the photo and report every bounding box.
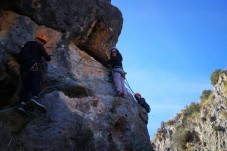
[17,34,51,114]
[105,47,127,98]
[134,93,151,113]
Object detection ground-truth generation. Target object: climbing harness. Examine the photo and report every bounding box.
[113,68,126,79]
[30,62,43,71]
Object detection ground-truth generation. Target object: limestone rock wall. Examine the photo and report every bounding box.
[0,0,122,60]
[0,1,153,151]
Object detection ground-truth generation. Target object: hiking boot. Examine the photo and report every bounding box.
[116,91,121,97]
[28,96,47,113]
[121,94,126,99]
[17,102,27,115]
[116,91,124,97]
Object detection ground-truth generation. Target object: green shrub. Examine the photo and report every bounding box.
[166,120,175,126]
[211,124,225,132]
[173,128,193,149]
[184,102,200,116]
[200,90,212,101]
[220,111,227,119]
[210,69,223,86]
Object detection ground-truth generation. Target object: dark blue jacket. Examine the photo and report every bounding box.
[105,50,123,68]
[18,41,51,71]
[136,97,151,113]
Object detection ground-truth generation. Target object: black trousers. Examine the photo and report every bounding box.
[20,70,42,103]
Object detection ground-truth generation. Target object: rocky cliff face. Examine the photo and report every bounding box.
[0,1,153,151]
[152,71,227,151]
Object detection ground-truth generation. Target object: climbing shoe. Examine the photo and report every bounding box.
[121,94,126,99]
[116,91,121,97]
[17,102,27,115]
[116,91,125,98]
[29,96,47,113]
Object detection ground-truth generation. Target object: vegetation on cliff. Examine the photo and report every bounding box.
[153,69,227,151]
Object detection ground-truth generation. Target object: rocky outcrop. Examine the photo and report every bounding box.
[19,92,150,151]
[152,71,227,151]
[0,0,122,60]
[0,1,153,151]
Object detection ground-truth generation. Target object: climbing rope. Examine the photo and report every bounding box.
[124,78,136,95]
[0,105,20,113]
[70,57,110,71]
[0,75,132,114]
[0,43,113,114]
[0,80,71,113]
[64,55,137,96]
[51,52,109,71]
[0,53,123,114]
[39,74,110,97]
[0,72,115,114]
[38,80,71,96]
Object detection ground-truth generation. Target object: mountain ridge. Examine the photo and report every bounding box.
[152,70,227,151]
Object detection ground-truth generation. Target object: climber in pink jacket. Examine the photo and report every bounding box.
[105,47,127,98]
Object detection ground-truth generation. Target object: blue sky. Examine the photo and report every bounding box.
[111,0,227,139]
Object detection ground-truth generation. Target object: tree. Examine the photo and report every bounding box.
[210,69,223,86]
[200,89,212,101]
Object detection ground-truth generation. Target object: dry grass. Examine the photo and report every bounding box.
[224,80,227,95]
[220,111,227,119]
[200,93,214,108]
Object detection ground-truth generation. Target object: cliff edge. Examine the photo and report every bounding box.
[152,70,227,151]
[0,1,152,150]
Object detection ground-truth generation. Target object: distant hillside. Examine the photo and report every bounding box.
[152,69,227,151]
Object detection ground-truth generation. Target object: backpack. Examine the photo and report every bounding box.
[138,98,151,113]
[143,102,151,113]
